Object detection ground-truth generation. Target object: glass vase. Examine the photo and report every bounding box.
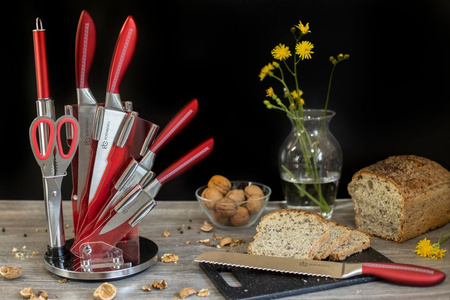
[278,109,342,219]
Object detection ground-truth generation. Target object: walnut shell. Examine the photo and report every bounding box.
[93,282,117,300]
[225,189,246,202]
[244,185,264,198]
[229,206,250,226]
[244,195,265,214]
[215,197,238,217]
[207,175,231,195]
[0,266,22,279]
[201,187,223,209]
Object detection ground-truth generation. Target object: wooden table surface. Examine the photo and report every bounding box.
[0,199,449,299]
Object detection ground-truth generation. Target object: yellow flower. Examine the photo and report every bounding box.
[259,63,275,81]
[290,90,305,106]
[271,44,292,61]
[296,41,314,60]
[266,87,274,98]
[432,248,446,259]
[415,238,434,257]
[296,21,311,34]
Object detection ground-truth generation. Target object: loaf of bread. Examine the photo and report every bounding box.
[348,155,450,242]
[247,210,330,259]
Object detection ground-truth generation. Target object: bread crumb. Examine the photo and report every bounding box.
[197,289,210,297]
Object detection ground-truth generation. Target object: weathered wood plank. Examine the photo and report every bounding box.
[0,200,448,299]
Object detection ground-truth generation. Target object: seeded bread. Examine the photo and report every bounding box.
[348,155,450,242]
[328,229,371,261]
[247,209,330,259]
[314,220,352,260]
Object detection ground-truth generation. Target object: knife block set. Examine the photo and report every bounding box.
[31,11,213,280]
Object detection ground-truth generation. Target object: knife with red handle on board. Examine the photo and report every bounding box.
[71,138,214,257]
[195,251,446,287]
[95,98,199,224]
[67,10,98,236]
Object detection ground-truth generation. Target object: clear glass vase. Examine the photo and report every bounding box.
[279,109,342,219]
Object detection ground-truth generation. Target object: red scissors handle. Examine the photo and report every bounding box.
[31,117,55,160]
[31,116,79,161]
[57,117,79,159]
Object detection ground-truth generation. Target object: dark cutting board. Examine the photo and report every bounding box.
[199,248,391,300]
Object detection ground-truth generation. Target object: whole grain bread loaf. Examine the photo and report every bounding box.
[348,155,450,242]
[247,209,330,259]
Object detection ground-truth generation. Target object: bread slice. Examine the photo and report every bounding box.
[247,209,330,260]
[328,229,371,261]
[314,220,352,260]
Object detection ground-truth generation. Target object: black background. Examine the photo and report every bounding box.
[3,0,450,201]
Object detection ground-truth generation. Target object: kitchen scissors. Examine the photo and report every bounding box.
[30,115,80,252]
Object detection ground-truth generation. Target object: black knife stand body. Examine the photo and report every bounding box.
[33,111,160,280]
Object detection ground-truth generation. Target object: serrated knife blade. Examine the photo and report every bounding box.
[194,251,446,287]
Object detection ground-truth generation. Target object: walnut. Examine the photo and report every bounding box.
[200,221,214,232]
[20,287,35,298]
[244,185,264,198]
[207,175,231,194]
[244,195,265,215]
[197,289,210,297]
[212,211,229,226]
[215,197,237,217]
[160,253,179,263]
[225,189,245,202]
[0,266,22,279]
[38,290,49,299]
[179,287,197,299]
[200,187,223,209]
[229,206,250,226]
[93,282,117,300]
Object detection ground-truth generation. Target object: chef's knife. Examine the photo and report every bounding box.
[87,16,137,203]
[95,98,199,223]
[71,10,97,234]
[195,251,446,287]
[71,138,214,257]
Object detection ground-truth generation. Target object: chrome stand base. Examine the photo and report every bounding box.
[44,237,158,280]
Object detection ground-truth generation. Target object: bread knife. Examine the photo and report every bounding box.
[195,251,446,287]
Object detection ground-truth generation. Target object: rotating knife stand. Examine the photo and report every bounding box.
[39,101,159,280]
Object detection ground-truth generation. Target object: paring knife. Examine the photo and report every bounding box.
[87,16,137,204]
[95,98,199,224]
[195,251,446,287]
[70,10,97,235]
[71,138,214,257]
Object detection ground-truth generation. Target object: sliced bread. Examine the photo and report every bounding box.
[247,209,330,260]
[328,229,371,261]
[314,220,352,260]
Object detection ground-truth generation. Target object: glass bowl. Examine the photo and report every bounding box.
[195,181,271,229]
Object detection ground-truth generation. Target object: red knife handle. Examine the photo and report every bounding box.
[150,99,199,154]
[75,10,96,89]
[106,16,137,94]
[157,138,214,185]
[33,19,50,99]
[361,262,446,286]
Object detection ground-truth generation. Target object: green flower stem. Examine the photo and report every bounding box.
[281,165,331,213]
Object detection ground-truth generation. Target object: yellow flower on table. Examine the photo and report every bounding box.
[271,43,292,61]
[415,238,434,257]
[296,41,314,60]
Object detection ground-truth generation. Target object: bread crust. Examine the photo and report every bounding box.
[349,155,450,242]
